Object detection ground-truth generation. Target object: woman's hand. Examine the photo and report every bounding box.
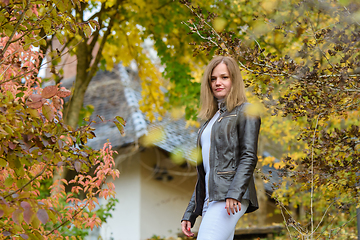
[181,220,194,237]
[226,198,241,215]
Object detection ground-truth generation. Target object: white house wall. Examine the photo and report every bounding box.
[139,148,201,239]
[100,153,142,240]
[98,148,201,240]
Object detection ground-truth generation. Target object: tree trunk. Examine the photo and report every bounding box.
[64,41,92,129]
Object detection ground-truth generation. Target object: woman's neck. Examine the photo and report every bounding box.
[217,98,225,109]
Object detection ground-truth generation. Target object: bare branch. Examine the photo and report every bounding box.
[307,12,337,75]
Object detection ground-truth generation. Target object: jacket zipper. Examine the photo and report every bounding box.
[208,111,222,202]
[218,114,237,122]
[217,170,236,174]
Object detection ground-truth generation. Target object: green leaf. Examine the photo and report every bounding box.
[16,92,25,98]
[31,216,40,229]
[8,155,21,170]
[55,32,65,45]
[42,104,54,121]
[82,24,92,38]
[114,121,125,136]
[88,19,100,30]
[0,158,7,167]
[115,116,126,126]
[4,177,13,188]
[47,209,57,224]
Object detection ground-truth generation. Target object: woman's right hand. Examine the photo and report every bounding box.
[181,220,194,237]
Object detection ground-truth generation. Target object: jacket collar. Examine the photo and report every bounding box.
[219,102,227,114]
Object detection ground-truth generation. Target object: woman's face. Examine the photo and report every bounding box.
[210,63,232,100]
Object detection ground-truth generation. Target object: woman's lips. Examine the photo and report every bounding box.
[215,88,224,91]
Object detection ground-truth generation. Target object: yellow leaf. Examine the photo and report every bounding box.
[170,107,184,120]
[141,127,165,147]
[245,102,265,117]
[171,147,185,165]
[213,17,227,32]
[189,147,202,166]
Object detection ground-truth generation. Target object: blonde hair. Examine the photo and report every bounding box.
[198,56,247,120]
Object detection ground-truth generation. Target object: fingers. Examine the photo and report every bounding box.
[225,199,231,215]
[225,198,241,215]
[181,221,194,237]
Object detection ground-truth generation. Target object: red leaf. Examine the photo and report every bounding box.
[12,208,22,225]
[21,202,33,224]
[20,201,31,209]
[56,88,71,98]
[42,105,54,121]
[23,208,34,224]
[26,94,45,109]
[52,96,62,110]
[36,209,49,224]
[19,234,29,239]
[28,94,42,102]
[41,85,57,99]
[0,0,10,7]
[8,141,17,150]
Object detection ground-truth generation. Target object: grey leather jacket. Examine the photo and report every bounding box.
[181,102,261,227]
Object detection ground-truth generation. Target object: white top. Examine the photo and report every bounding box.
[200,101,223,202]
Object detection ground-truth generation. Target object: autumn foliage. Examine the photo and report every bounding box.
[179,0,360,238]
[0,0,121,239]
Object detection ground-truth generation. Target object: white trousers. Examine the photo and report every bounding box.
[197,200,249,240]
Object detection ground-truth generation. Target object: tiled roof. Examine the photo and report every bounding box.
[80,64,197,161]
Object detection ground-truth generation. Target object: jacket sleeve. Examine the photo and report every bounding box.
[181,189,198,227]
[225,107,261,201]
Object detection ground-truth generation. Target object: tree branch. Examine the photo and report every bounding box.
[45,204,87,236]
[3,165,47,199]
[86,0,123,83]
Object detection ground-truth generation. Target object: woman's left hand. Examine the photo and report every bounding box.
[225,198,241,215]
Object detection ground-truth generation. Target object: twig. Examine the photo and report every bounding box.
[0,38,84,85]
[313,200,335,235]
[45,204,87,236]
[343,6,360,26]
[307,12,337,75]
[331,211,359,238]
[0,64,12,79]
[182,21,220,48]
[0,30,52,67]
[3,165,47,199]
[279,204,294,239]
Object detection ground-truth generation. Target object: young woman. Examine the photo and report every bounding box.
[181,56,261,240]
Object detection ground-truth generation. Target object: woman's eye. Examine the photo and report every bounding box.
[223,76,229,79]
